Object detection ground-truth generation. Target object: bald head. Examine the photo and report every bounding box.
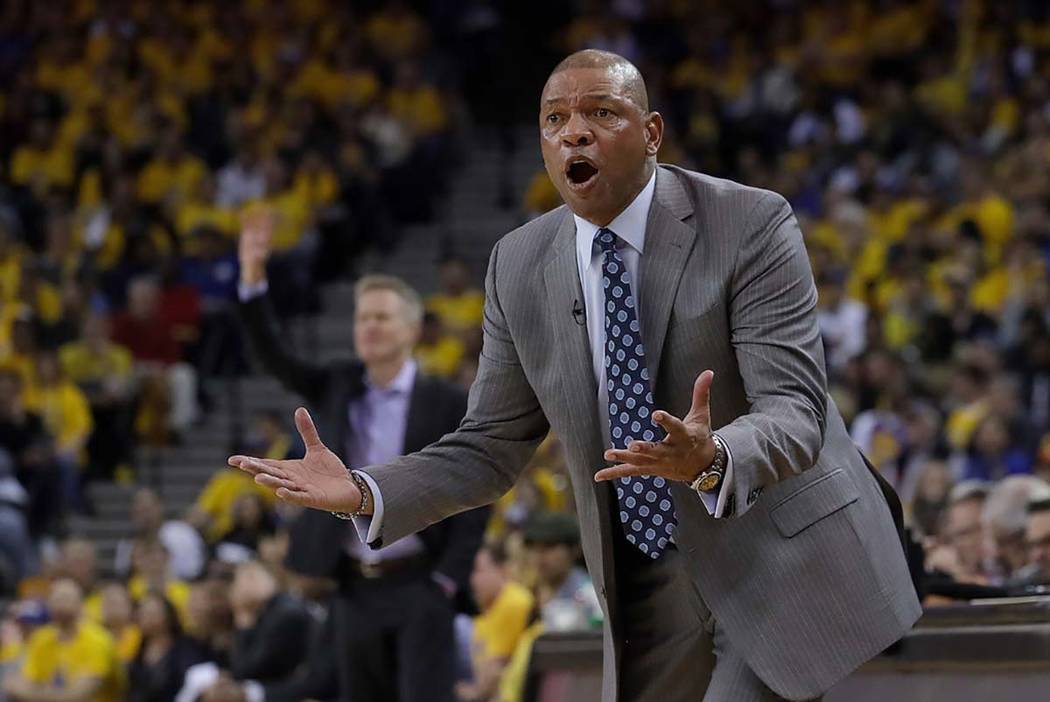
[548,50,649,113]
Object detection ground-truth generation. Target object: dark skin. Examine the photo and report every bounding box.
[228,58,718,513]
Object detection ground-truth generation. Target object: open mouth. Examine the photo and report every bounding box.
[566,158,599,186]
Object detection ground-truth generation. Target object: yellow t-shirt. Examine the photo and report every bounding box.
[127,577,191,626]
[427,291,485,334]
[111,625,141,665]
[473,582,534,661]
[20,621,124,702]
[415,336,465,378]
[137,156,207,205]
[59,342,133,388]
[23,381,93,454]
[498,621,545,702]
[194,470,277,541]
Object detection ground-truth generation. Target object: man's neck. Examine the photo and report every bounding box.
[366,354,411,389]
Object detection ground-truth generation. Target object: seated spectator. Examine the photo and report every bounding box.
[111,276,199,439]
[2,578,124,702]
[0,452,35,592]
[129,592,209,702]
[427,258,484,338]
[23,350,93,512]
[982,476,1050,584]
[415,311,465,378]
[99,583,141,666]
[458,543,534,702]
[128,540,191,625]
[59,538,103,622]
[115,487,206,581]
[522,512,601,631]
[214,493,277,564]
[0,369,59,536]
[59,313,135,480]
[184,580,233,665]
[956,414,1033,482]
[1021,499,1050,586]
[227,561,310,684]
[926,482,993,593]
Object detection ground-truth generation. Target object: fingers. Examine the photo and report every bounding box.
[652,410,688,441]
[274,486,313,507]
[604,446,664,466]
[294,407,324,450]
[688,370,714,417]
[595,464,672,482]
[228,455,290,480]
[254,473,299,492]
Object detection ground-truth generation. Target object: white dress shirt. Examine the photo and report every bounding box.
[573,170,733,518]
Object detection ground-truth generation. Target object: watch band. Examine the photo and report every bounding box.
[331,470,369,520]
[690,433,728,494]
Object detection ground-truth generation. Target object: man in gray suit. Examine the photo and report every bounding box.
[230,50,921,701]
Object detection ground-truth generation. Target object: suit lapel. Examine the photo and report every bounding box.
[543,211,606,464]
[639,167,697,388]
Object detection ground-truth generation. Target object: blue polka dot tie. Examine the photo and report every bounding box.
[597,227,677,559]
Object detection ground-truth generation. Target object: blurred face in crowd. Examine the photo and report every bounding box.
[232,493,264,530]
[131,488,165,534]
[972,416,1011,457]
[61,539,98,590]
[0,371,23,415]
[138,593,175,638]
[353,288,420,369]
[47,578,83,629]
[540,57,663,226]
[470,548,506,611]
[439,260,469,295]
[529,542,577,588]
[100,583,133,630]
[943,497,986,576]
[1027,509,1050,579]
[82,314,113,350]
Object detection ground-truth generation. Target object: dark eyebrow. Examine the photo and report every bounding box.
[543,93,622,107]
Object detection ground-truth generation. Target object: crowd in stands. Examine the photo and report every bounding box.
[1,0,1050,701]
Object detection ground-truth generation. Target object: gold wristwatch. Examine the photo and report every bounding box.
[690,434,728,494]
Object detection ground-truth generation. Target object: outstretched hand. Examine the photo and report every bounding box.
[595,370,717,483]
[228,407,363,513]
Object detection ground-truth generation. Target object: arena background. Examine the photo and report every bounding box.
[0,0,1049,700]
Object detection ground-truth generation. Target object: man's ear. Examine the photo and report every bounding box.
[645,111,664,157]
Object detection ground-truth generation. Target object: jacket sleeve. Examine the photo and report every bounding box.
[360,241,550,547]
[716,192,828,518]
[239,291,327,402]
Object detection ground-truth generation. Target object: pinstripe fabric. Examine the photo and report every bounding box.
[362,165,921,701]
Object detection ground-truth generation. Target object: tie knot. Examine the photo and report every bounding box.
[596,228,619,253]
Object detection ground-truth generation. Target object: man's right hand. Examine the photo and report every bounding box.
[228,407,368,515]
[239,206,274,286]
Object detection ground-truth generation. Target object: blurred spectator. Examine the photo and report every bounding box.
[427,258,485,338]
[817,267,867,374]
[459,543,534,702]
[114,487,206,582]
[982,476,1050,584]
[128,592,209,702]
[23,349,92,512]
[111,276,199,440]
[59,538,102,622]
[99,582,141,666]
[59,313,135,481]
[128,540,191,626]
[214,493,277,564]
[1021,499,1050,587]
[928,482,991,586]
[956,414,1033,482]
[0,369,57,537]
[522,512,601,632]
[0,451,34,592]
[2,578,124,702]
[415,311,465,378]
[227,561,310,684]
[184,580,233,664]
[910,460,953,540]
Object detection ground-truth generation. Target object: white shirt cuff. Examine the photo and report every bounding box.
[238,279,269,301]
[351,470,384,546]
[698,433,734,518]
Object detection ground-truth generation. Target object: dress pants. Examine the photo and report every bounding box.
[611,506,822,702]
[334,574,455,702]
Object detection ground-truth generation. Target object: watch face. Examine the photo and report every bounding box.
[698,473,721,492]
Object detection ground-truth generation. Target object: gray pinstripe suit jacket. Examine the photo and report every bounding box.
[363,165,922,700]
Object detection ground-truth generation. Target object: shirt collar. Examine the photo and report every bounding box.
[574,169,657,262]
[366,358,417,395]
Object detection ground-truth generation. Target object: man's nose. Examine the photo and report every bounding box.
[561,112,593,146]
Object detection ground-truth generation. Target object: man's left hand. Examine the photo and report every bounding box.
[595,370,717,483]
